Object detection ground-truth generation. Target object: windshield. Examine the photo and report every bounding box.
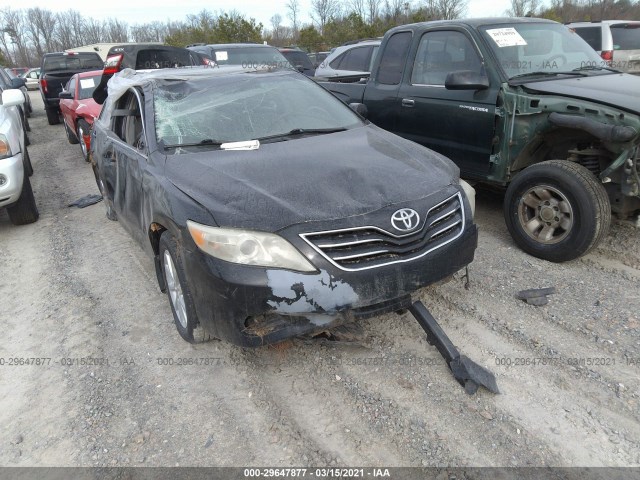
[78,74,101,100]
[481,23,605,79]
[611,23,640,50]
[154,72,362,149]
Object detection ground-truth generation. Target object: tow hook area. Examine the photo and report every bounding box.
[409,301,500,395]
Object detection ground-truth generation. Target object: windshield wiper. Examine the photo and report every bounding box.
[572,65,621,73]
[163,139,222,149]
[509,71,586,81]
[255,127,347,143]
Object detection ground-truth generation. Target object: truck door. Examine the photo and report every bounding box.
[395,29,499,179]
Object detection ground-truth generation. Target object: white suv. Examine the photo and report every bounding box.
[314,39,381,77]
[567,20,640,75]
[0,88,38,225]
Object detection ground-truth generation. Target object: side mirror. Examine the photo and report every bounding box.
[59,91,73,100]
[349,102,368,118]
[10,77,26,89]
[445,70,489,91]
[296,65,305,73]
[1,89,25,108]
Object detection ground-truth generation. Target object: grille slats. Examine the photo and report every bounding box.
[300,193,465,272]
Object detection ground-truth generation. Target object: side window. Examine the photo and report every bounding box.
[111,90,146,152]
[343,46,371,71]
[67,77,76,97]
[411,30,482,86]
[572,27,602,51]
[377,32,411,85]
[330,50,350,70]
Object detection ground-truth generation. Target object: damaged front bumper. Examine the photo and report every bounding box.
[181,221,478,347]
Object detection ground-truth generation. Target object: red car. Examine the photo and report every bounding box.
[59,70,103,161]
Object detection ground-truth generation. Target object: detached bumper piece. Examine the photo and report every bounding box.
[409,301,499,395]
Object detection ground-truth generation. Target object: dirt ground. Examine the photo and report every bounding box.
[1,91,639,469]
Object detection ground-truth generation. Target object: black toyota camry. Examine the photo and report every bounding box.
[91,66,478,346]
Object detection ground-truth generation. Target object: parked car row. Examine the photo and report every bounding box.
[32,17,639,350]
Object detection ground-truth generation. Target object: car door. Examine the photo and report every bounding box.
[108,88,150,246]
[60,75,77,129]
[395,28,499,179]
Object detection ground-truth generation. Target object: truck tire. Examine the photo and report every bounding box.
[23,144,33,177]
[7,174,39,225]
[159,231,213,344]
[64,121,79,144]
[46,107,59,125]
[504,160,610,262]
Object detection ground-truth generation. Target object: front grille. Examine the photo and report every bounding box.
[300,192,465,272]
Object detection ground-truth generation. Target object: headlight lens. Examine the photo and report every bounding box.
[459,179,476,219]
[187,220,317,272]
[0,134,12,160]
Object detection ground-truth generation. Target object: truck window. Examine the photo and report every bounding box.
[572,26,602,51]
[330,46,371,71]
[377,32,412,85]
[411,31,482,86]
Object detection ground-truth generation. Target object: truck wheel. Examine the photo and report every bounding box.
[504,160,610,262]
[159,232,212,344]
[64,121,79,144]
[7,174,39,225]
[46,107,59,125]
[77,119,91,162]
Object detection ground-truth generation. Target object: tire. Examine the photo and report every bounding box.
[159,232,212,344]
[46,107,59,125]
[504,160,611,262]
[7,174,39,225]
[77,119,91,161]
[64,120,79,144]
[95,172,117,221]
[23,144,33,177]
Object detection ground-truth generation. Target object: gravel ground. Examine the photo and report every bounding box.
[1,91,639,469]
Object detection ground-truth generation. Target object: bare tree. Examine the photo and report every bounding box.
[286,0,301,32]
[2,8,30,65]
[83,17,105,44]
[30,8,58,52]
[506,0,540,16]
[270,14,284,43]
[105,18,129,43]
[434,0,467,19]
[348,0,367,18]
[311,0,340,33]
[366,0,382,23]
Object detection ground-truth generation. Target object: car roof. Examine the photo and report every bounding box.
[204,43,275,49]
[388,17,557,32]
[567,20,640,26]
[75,69,104,79]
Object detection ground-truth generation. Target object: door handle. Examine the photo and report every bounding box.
[401,98,415,107]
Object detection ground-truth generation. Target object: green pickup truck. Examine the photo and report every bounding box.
[319,17,640,262]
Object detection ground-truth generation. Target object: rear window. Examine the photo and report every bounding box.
[572,26,602,51]
[43,54,104,72]
[135,50,197,69]
[281,51,313,69]
[611,23,640,50]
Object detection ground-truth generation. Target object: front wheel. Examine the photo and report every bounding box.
[159,232,212,343]
[504,160,611,262]
[7,174,39,225]
[64,120,79,144]
[77,119,91,162]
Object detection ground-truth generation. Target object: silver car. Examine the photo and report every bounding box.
[567,20,640,75]
[21,68,40,90]
[0,87,37,225]
[314,39,380,78]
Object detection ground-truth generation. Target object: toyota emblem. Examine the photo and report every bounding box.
[391,208,420,232]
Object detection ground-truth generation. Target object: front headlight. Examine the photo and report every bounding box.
[0,134,12,160]
[187,220,317,272]
[459,179,476,219]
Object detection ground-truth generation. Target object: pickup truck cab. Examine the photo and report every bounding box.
[39,51,104,125]
[321,17,640,262]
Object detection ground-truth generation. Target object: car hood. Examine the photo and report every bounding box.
[164,125,459,232]
[522,73,640,114]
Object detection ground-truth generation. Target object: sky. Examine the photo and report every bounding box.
[2,0,515,30]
